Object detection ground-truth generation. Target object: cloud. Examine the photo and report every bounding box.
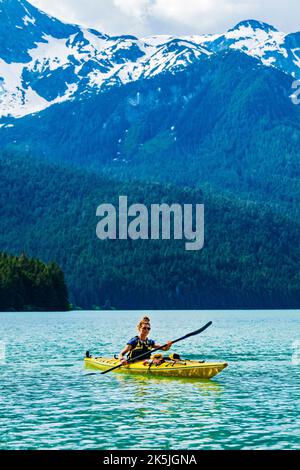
[30,0,300,36]
[113,0,150,18]
[150,0,254,31]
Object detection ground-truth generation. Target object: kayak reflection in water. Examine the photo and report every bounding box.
[118,316,172,364]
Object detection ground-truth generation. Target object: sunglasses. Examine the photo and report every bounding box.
[141,326,151,331]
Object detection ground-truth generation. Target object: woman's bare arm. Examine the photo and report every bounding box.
[118,344,132,362]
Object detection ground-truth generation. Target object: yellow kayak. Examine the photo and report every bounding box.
[84,356,228,380]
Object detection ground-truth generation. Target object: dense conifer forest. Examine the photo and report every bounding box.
[0,251,69,311]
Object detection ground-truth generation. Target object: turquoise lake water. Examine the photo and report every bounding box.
[0,310,299,450]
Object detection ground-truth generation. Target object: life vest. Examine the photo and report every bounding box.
[128,336,153,361]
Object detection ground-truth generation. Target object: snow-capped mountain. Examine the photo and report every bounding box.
[207,20,300,78]
[1,0,300,119]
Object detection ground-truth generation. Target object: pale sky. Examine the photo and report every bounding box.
[30,0,300,36]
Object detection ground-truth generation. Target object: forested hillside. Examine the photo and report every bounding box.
[2,52,299,217]
[0,252,69,311]
[0,153,299,309]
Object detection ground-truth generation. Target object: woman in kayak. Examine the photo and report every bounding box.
[118,316,172,364]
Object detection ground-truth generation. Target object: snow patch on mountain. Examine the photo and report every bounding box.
[23,14,35,25]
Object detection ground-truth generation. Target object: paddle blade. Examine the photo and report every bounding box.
[191,321,212,336]
[173,321,212,344]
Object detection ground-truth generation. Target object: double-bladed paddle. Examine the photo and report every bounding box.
[100,321,212,375]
